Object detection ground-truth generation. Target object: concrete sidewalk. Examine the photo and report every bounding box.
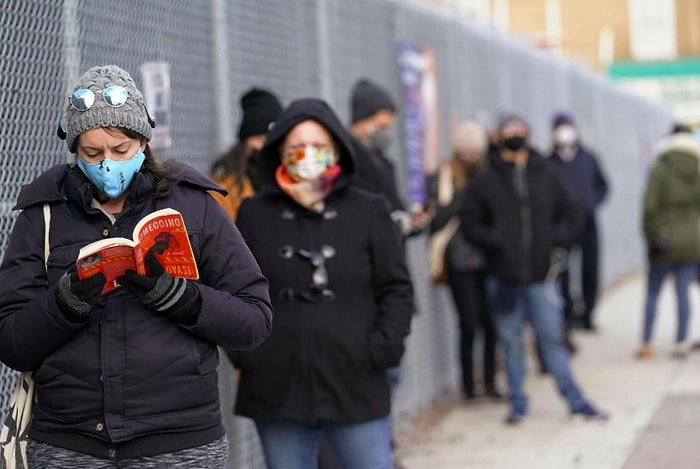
[399,273,700,469]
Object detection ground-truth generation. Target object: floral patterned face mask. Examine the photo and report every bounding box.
[282,146,336,181]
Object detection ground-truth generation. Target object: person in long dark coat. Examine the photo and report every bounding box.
[548,112,609,332]
[230,98,415,469]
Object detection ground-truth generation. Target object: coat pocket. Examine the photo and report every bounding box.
[45,244,84,285]
[189,337,219,375]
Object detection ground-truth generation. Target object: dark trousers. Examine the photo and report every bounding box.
[447,268,497,395]
[560,215,600,329]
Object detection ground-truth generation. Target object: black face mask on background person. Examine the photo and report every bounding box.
[502,136,526,151]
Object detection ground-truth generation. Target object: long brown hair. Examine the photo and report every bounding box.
[449,153,484,192]
[119,128,184,198]
[210,141,249,197]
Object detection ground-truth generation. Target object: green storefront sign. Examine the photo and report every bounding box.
[607,58,700,125]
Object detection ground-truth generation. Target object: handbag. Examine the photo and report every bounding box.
[427,217,460,284]
[0,203,50,469]
[0,374,34,469]
[451,232,486,272]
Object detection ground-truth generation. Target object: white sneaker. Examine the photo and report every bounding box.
[671,342,689,359]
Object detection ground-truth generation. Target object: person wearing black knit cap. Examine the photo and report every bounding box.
[346,78,427,469]
[210,87,283,220]
[348,78,432,238]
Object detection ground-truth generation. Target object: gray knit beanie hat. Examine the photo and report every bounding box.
[62,65,153,151]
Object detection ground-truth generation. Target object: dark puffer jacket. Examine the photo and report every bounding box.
[0,161,272,458]
[461,151,583,283]
[231,99,415,422]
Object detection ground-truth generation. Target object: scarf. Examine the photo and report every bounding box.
[275,164,341,213]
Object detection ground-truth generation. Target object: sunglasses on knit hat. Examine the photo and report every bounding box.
[57,86,155,140]
[69,85,129,111]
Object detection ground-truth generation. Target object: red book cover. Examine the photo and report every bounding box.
[76,208,199,294]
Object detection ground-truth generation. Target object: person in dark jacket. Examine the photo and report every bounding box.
[638,126,700,360]
[461,115,607,424]
[428,120,501,400]
[210,88,283,220]
[0,65,273,468]
[229,98,414,469]
[346,79,426,469]
[348,78,432,237]
[548,112,609,332]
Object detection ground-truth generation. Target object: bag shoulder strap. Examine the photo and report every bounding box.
[437,163,454,206]
[42,203,51,270]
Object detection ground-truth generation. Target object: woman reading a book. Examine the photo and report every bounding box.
[229,98,414,469]
[0,65,273,468]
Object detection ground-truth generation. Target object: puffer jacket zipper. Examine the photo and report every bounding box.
[512,164,533,282]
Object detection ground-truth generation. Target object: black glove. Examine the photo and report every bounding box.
[56,265,106,321]
[649,233,669,256]
[117,252,201,324]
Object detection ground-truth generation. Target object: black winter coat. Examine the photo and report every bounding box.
[231,99,415,422]
[548,145,608,216]
[460,151,583,283]
[0,162,273,458]
[349,134,406,213]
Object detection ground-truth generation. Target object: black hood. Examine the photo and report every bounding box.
[257,98,356,189]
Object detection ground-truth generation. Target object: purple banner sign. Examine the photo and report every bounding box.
[397,41,440,207]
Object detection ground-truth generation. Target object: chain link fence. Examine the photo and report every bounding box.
[0,0,671,467]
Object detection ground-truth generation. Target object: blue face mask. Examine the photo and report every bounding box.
[77,147,146,199]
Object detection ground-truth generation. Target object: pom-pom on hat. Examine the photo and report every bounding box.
[350,79,396,123]
[238,88,283,140]
[61,65,153,152]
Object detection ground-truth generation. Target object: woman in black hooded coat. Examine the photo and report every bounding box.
[229,98,414,469]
